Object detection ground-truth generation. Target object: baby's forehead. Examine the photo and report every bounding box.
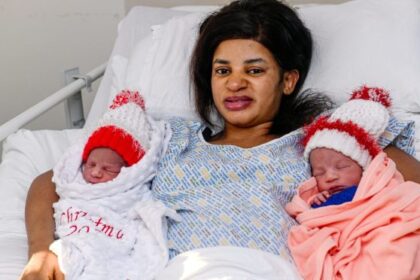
[85,147,125,164]
[310,148,356,165]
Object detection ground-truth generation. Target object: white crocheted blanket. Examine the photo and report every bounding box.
[50,117,179,280]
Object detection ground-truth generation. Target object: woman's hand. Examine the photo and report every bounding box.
[19,250,64,280]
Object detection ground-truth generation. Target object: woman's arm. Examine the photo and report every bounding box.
[25,170,57,256]
[19,170,64,280]
[384,146,420,183]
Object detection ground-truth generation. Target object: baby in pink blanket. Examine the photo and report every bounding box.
[301,86,390,208]
[285,86,420,280]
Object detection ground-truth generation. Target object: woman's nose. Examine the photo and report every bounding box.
[226,73,247,91]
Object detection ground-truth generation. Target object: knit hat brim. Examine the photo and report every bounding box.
[82,125,146,166]
[304,129,371,169]
[302,115,382,170]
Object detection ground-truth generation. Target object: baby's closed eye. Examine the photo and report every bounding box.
[336,164,350,169]
[104,166,122,174]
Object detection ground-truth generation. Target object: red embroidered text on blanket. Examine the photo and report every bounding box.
[285,152,420,280]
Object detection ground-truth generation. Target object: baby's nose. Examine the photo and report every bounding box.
[91,167,103,178]
[325,170,338,181]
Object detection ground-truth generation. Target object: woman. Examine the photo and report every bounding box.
[20,0,420,279]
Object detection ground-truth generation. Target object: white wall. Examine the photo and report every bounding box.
[0,0,125,132]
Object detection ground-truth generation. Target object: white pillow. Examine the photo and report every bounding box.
[86,6,217,126]
[85,6,190,127]
[171,5,219,12]
[124,12,207,121]
[299,0,420,113]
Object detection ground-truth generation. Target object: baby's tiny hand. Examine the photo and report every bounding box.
[312,191,330,205]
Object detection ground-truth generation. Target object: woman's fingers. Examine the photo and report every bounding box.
[54,268,65,280]
[19,250,63,280]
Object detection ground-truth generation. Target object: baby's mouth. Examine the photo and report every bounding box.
[329,186,345,194]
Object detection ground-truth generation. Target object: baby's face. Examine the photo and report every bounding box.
[82,148,125,184]
[309,148,363,194]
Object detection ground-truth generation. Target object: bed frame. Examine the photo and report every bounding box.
[0,63,106,143]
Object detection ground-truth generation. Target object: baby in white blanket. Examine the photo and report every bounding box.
[49,90,178,280]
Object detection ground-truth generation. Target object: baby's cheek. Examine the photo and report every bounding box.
[105,171,120,181]
[316,178,329,192]
[81,168,89,179]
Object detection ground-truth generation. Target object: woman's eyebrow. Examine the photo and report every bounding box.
[213,58,267,64]
[244,58,266,64]
[213,58,229,64]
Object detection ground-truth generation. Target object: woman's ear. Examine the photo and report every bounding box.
[282,70,300,95]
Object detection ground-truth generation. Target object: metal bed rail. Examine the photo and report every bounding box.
[0,63,107,142]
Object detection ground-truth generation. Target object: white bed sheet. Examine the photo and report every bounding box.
[156,246,301,280]
[0,129,82,279]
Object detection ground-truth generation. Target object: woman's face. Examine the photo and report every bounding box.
[211,39,297,129]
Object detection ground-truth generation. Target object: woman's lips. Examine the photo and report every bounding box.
[224,96,253,111]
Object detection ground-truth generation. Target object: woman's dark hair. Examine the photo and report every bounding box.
[191,0,333,134]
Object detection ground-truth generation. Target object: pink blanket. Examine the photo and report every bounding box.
[285,152,420,280]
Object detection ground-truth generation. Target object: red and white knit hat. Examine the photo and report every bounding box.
[303,86,392,169]
[82,90,150,166]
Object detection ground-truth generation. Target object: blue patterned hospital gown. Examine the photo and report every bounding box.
[151,117,415,260]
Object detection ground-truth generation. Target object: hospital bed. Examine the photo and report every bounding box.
[0,0,419,279]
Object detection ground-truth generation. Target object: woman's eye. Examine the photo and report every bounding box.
[248,68,264,75]
[214,68,230,75]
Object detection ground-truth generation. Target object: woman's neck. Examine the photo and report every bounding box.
[208,122,278,148]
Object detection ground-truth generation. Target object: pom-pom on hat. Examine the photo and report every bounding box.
[82,90,150,166]
[303,86,391,170]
